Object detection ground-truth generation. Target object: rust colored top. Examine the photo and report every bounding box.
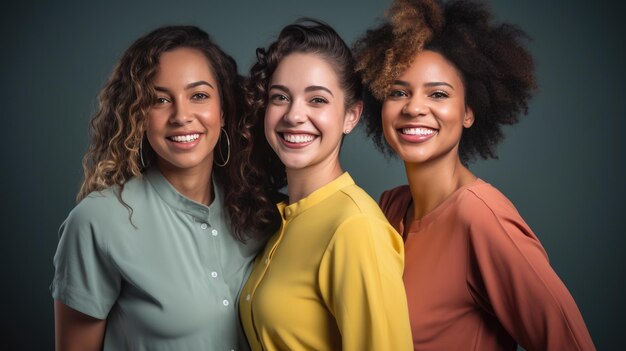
[379,179,595,351]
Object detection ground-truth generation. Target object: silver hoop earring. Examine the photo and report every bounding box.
[214,127,231,167]
[344,129,351,135]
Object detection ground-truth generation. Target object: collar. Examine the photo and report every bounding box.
[144,167,221,222]
[278,172,354,221]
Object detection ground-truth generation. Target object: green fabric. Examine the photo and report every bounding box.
[51,167,263,351]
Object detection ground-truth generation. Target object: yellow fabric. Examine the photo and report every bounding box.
[239,173,413,351]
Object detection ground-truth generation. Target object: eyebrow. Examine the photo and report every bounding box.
[269,84,334,97]
[269,84,290,94]
[154,80,215,93]
[392,80,455,90]
[305,85,334,97]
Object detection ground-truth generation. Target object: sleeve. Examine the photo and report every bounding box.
[465,195,596,351]
[318,214,413,351]
[378,189,392,210]
[50,203,122,319]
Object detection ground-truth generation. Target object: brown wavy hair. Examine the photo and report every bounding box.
[240,18,363,193]
[354,0,537,164]
[78,25,277,239]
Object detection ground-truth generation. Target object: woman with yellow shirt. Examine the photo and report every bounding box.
[237,19,413,350]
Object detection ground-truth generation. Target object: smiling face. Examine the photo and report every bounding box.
[264,52,360,173]
[146,47,223,174]
[382,50,474,165]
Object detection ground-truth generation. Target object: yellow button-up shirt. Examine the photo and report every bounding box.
[239,173,413,350]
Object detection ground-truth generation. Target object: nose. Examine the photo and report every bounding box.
[402,95,428,117]
[282,100,307,125]
[169,100,194,125]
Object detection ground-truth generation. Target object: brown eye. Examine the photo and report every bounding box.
[388,90,408,98]
[310,97,328,104]
[430,91,449,99]
[270,94,289,103]
[191,93,209,101]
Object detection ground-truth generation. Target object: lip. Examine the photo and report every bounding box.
[166,131,204,150]
[396,125,438,143]
[277,130,318,149]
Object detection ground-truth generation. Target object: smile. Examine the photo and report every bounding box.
[168,134,200,143]
[281,133,316,144]
[401,127,436,136]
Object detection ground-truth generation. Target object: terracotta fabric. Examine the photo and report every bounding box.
[379,179,595,351]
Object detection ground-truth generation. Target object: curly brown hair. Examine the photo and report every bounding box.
[78,25,278,239]
[240,19,363,193]
[354,0,537,164]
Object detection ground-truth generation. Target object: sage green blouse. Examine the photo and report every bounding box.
[51,167,264,351]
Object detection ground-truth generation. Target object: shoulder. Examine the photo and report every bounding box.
[455,181,541,250]
[334,183,392,223]
[62,176,148,235]
[455,181,522,225]
[327,185,403,250]
[378,185,411,212]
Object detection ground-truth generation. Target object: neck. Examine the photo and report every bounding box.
[157,161,215,205]
[404,151,475,221]
[285,157,343,204]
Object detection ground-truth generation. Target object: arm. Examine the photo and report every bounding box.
[318,215,413,351]
[54,300,106,351]
[465,193,595,351]
[51,200,121,350]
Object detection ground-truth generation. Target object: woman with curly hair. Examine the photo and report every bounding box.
[354,0,595,350]
[51,25,280,351]
[238,19,413,350]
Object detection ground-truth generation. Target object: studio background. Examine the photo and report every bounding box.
[1,0,622,349]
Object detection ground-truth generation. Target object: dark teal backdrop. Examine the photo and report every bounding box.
[2,1,622,349]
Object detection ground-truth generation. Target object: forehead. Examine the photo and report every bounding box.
[154,47,217,83]
[399,50,463,84]
[270,53,341,90]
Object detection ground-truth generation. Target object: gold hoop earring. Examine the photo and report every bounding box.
[139,138,147,169]
[214,127,231,167]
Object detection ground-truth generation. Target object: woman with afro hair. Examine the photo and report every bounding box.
[354,0,595,350]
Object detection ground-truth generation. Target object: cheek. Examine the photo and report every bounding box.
[381,104,398,134]
[264,107,280,141]
[145,112,163,140]
[316,111,344,136]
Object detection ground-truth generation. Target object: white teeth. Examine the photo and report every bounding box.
[402,128,435,136]
[283,133,315,143]
[170,134,200,142]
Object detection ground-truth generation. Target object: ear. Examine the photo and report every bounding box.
[463,106,474,128]
[343,101,363,134]
[220,110,225,127]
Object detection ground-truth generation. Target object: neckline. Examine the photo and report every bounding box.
[404,178,484,235]
[278,172,354,221]
[144,167,220,221]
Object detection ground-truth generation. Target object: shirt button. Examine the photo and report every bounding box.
[210,271,218,278]
[246,293,250,301]
[284,208,292,217]
[200,223,208,230]
[211,229,218,236]
[222,299,230,306]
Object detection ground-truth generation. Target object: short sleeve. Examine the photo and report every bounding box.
[318,215,413,351]
[464,191,595,351]
[50,202,121,319]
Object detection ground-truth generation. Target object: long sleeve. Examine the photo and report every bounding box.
[464,190,595,351]
[318,214,413,351]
